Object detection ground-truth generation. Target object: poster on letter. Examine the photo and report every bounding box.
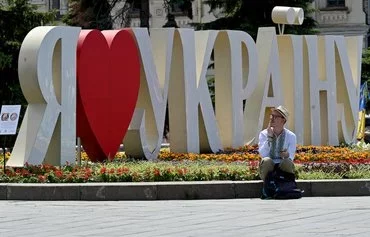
[0,105,21,135]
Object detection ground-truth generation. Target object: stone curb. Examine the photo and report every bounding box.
[1,180,370,200]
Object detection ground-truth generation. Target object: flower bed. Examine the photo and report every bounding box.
[0,145,370,183]
[158,145,370,164]
[0,161,259,183]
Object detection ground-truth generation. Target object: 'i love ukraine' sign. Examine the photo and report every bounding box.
[7,26,362,166]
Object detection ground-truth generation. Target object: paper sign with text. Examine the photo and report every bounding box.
[0,105,21,135]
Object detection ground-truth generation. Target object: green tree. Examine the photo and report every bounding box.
[63,0,194,29]
[63,0,113,30]
[361,48,370,113]
[198,0,317,38]
[362,48,370,84]
[0,0,54,148]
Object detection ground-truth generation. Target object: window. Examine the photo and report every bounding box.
[48,0,60,10]
[129,1,141,18]
[327,0,345,7]
[172,2,192,18]
[172,3,184,14]
[49,0,61,19]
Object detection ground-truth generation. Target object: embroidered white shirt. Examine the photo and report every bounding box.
[258,128,297,163]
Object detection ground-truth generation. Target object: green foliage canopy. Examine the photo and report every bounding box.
[63,0,113,30]
[0,0,54,147]
[198,0,317,38]
[362,48,370,84]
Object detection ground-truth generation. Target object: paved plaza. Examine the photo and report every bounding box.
[0,197,370,236]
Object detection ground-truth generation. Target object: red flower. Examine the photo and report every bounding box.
[21,169,30,177]
[55,170,63,178]
[153,168,160,176]
[38,175,46,183]
[116,167,123,175]
[66,174,73,181]
[177,168,187,175]
[122,167,130,174]
[84,173,90,181]
[85,168,92,176]
[100,166,107,174]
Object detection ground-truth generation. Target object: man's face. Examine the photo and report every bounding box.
[269,111,286,128]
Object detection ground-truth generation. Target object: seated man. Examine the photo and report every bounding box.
[258,106,297,180]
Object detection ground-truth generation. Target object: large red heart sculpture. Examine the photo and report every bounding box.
[77,29,140,161]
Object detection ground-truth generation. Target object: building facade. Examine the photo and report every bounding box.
[29,0,370,45]
[312,0,369,45]
[108,0,218,28]
[29,0,68,15]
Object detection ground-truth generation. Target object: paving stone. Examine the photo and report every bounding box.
[1,197,370,237]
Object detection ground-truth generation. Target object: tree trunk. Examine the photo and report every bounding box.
[140,0,150,28]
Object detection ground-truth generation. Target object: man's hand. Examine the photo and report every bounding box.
[267,121,274,138]
[280,149,289,159]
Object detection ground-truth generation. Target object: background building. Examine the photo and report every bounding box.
[312,0,370,46]
[29,0,68,17]
[114,0,217,28]
[29,0,370,45]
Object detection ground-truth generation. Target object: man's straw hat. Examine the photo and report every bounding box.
[273,105,289,120]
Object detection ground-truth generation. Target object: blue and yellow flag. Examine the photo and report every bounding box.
[357,82,369,141]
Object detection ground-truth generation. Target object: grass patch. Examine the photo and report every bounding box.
[1,160,370,183]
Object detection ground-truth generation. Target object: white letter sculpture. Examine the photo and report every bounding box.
[123,28,174,160]
[7,26,80,166]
